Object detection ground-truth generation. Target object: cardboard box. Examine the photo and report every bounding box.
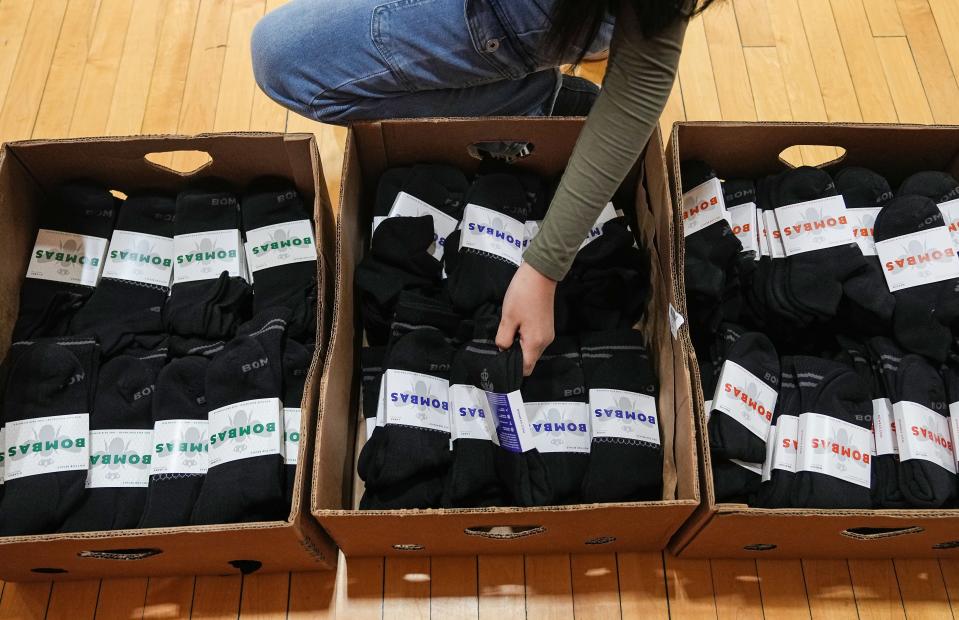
[666,121,959,559]
[0,133,337,580]
[312,118,699,556]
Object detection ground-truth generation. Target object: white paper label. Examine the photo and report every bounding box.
[757,211,771,258]
[526,401,591,454]
[173,229,245,284]
[951,402,959,467]
[449,384,497,443]
[731,459,763,476]
[939,199,959,249]
[848,207,883,257]
[581,202,618,249]
[488,390,535,453]
[284,407,301,466]
[711,360,777,441]
[873,398,898,456]
[384,369,451,433]
[387,192,459,260]
[4,414,90,481]
[459,204,525,266]
[668,304,685,339]
[894,401,956,473]
[876,227,959,292]
[372,216,386,234]
[26,230,108,287]
[523,220,542,253]
[87,429,153,488]
[151,419,209,475]
[0,428,5,484]
[208,398,283,468]
[101,230,175,287]
[704,400,713,423]
[244,220,317,273]
[761,425,776,482]
[682,178,727,237]
[775,196,853,256]
[589,389,660,445]
[763,211,786,259]
[728,203,759,254]
[365,380,386,441]
[770,415,799,474]
[796,412,872,488]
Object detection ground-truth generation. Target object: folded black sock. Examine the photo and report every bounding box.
[897,171,959,203]
[580,329,662,502]
[163,185,252,346]
[241,178,318,342]
[707,331,779,463]
[138,356,211,528]
[866,337,909,508]
[712,458,762,504]
[791,357,873,509]
[873,195,959,362]
[14,182,119,340]
[69,193,175,356]
[281,339,313,512]
[0,338,99,535]
[754,358,799,508]
[191,312,288,524]
[521,337,589,505]
[60,353,159,532]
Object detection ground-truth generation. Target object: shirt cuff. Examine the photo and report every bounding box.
[522,245,569,283]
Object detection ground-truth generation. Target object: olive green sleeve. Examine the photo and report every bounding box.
[523,12,687,282]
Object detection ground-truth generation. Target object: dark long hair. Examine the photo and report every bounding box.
[543,0,716,63]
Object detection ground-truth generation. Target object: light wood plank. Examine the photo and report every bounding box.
[865,0,906,36]
[287,113,347,208]
[829,0,898,122]
[383,558,430,620]
[0,582,51,620]
[190,575,241,619]
[617,552,668,619]
[939,559,959,618]
[896,0,959,123]
[570,553,621,620]
[47,580,99,620]
[68,0,135,137]
[525,554,574,620]
[660,78,685,141]
[142,577,195,619]
[799,0,863,123]
[876,36,935,123]
[847,560,905,620]
[663,556,718,619]
[710,560,763,620]
[249,1,289,132]
[288,571,336,619]
[0,0,35,113]
[238,572,290,620]
[430,556,479,620]
[212,0,264,132]
[335,556,383,620]
[928,0,959,87]
[94,578,149,620]
[677,14,722,121]
[756,560,810,620]
[477,555,525,620]
[104,0,164,136]
[801,560,857,620]
[893,559,952,620]
[140,0,201,135]
[733,0,776,47]
[0,0,69,141]
[743,46,803,166]
[703,1,757,120]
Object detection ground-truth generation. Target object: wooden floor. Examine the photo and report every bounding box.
[0,0,958,617]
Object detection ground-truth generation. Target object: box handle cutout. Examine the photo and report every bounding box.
[464,525,545,540]
[933,540,959,550]
[840,526,924,540]
[585,536,617,545]
[77,548,163,561]
[777,145,847,169]
[467,141,535,163]
[743,544,777,551]
[392,544,425,551]
[228,559,263,574]
[31,567,68,574]
[144,150,214,176]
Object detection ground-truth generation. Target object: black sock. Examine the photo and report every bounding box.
[873,195,959,362]
[791,357,873,509]
[707,331,779,463]
[281,339,313,512]
[866,337,909,508]
[897,171,959,203]
[521,337,589,505]
[754,358,799,508]
[241,178,318,342]
[69,193,175,356]
[712,458,762,503]
[60,353,160,532]
[191,312,288,524]
[580,329,662,502]
[446,174,528,313]
[163,185,252,346]
[138,356,211,528]
[0,338,99,535]
[14,182,119,340]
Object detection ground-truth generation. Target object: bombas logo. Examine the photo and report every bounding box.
[156,426,208,468]
[250,229,313,260]
[911,413,953,451]
[391,380,449,423]
[211,410,276,453]
[111,238,171,271]
[811,429,870,471]
[885,239,954,278]
[177,238,236,274]
[594,395,656,437]
[467,212,522,250]
[782,207,846,243]
[851,211,877,240]
[530,406,587,448]
[36,238,100,275]
[90,437,151,480]
[722,380,773,423]
[7,425,86,467]
[683,194,718,222]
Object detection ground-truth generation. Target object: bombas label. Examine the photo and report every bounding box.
[26,229,108,287]
[87,429,152,488]
[4,413,90,481]
[244,219,318,273]
[208,398,283,468]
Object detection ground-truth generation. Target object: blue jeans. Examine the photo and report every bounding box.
[251,0,613,124]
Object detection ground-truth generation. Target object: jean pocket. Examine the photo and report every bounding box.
[371,0,526,93]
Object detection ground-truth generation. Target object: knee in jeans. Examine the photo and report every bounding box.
[251,12,294,101]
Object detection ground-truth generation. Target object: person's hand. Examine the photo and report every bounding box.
[496,262,557,376]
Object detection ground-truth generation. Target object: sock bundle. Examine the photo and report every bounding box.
[754,357,798,508]
[898,171,959,203]
[282,339,313,510]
